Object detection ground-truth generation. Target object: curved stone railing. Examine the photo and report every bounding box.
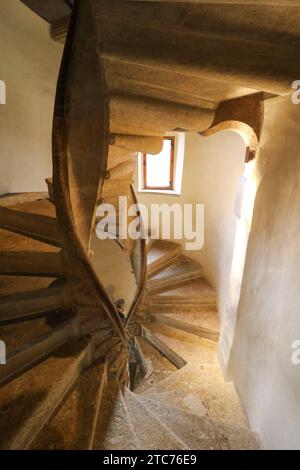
[125,185,147,328]
[52,0,127,347]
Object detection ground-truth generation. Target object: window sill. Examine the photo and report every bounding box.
[137,189,182,196]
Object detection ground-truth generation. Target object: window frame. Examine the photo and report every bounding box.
[142,136,175,191]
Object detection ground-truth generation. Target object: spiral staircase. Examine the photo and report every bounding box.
[0,0,300,450]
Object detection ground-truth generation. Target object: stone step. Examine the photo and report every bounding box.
[148,255,203,291]
[147,240,181,276]
[107,145,137,170]
[0,193,50,208]
[133,336,176,394]
[0,198,59,247]
[0,283,67,325]
[0,318,80,387]
[0,275,58,298]
[110,134,164,155]
[149,311,220,343]
[149,278,217,306]
[108,72,217,111]
[101,37,293,96]
[141,325,187,370]
[102,178,132,199]
[0,229,64,278]
[0,316,52,355]
[146,322,218,365]
[149,304,218,314]
[95,387,139,450]
[101,7,295,64]
[146,237,156,252]
[123,388,189,450]
[30,362,107,450]
[110,94,213,136]
[140,397,259,450]
[106,161,136,179]
[0,340,92,450]
[104,55,251,110]
[143,362,248,428]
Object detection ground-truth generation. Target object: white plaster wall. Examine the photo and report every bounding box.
[184,132,245,322]
[0,0,63,194]
[228,96,300,449]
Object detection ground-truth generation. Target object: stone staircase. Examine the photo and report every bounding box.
[131,239,259,450]
[3,0,294,450]
[0,235,260,449]
[146,240,219,340]
[97,238,259,449]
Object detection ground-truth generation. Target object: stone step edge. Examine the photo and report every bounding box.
[148,313,219,343]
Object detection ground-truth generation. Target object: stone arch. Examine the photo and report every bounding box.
[201,92,265,162]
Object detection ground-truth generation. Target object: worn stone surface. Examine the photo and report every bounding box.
[151,278,217,305]
[147,323,219,364]
[141,396,259,450]
[31,362,107,450]
[134,336,177,394]
[0,341,90,449]
[148,255,203,290]
[147,240,181,275]
[100,389,139,450]
[124,388,189,450]
[150,311,220,342]
[0,317,50,354]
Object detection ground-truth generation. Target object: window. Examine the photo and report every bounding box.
[138,133,185,196]
[142,137,175,191]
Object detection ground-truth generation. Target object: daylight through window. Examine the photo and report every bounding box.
[142,137,175,191]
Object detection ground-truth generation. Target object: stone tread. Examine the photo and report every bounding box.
[150,311,220,341]
[0,275,56,298]
[148,255,203,290]
[140,396,260,450]
[143,362,247,427]
[30,362,107,450]
[147,240,181,275]
[0,228,60,253]
[150,278,216,305]
[0,198,56,218]
[134,336,177,394]
[124,388,189,450]
[99,389,139,450]
[0,193,49,208]
[146,322,219,365]
[0,317,51,354]
[0,340,89,450]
